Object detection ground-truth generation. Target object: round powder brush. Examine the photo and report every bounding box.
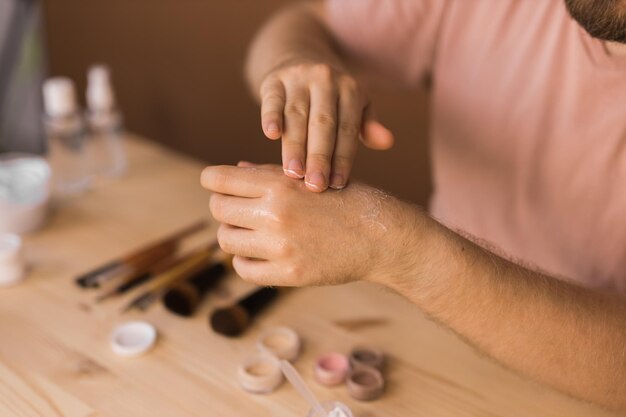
[210,287,280,337]
[163,262,228,317]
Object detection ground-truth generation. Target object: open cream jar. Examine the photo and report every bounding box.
[0,154,51,234]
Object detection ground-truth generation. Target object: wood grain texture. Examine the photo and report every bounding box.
[0,136,616,417]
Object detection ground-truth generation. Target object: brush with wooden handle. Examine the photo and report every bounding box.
[75,219,208,288]
[121,242,219,313]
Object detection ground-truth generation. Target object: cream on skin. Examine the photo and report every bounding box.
[202,163,626,412]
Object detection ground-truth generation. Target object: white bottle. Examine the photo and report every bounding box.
[85,65,127,178]
[42,77,91,195]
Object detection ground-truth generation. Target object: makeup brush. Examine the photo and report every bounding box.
[210,287,280,337]
[121,242,218,313]
[163,261,229,317]
[76,219,207,288]
[95,255,178,303]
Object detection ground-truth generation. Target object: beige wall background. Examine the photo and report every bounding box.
[42,0,432,204]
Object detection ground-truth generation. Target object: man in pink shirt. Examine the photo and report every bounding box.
[201,0,626,411]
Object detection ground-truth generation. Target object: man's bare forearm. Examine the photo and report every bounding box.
[386,210,626,412]
[245,1,344,100]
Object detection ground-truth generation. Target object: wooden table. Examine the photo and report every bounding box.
[0,136,617,417]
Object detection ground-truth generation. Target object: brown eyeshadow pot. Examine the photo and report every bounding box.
[349,346,384,371]
[346,366,385,401]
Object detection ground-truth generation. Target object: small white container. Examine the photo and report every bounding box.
[0,154,51,234]
[110,321,158,357]
[306,401,354,417]
[0,234,25,287]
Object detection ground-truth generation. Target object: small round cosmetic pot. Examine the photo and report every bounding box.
[306,401,354,417]
[314,352,350,386]
[347,366,385,401]
[110,321,157,357]
[238,353,284,394]
[349,346,384,371]
[0,155,50,234]
[257,326,301,362]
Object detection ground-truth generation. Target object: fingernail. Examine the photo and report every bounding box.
[305,172,326,192]
[284,159,304,178]
[266,122,280,135]
[329,173,345,190]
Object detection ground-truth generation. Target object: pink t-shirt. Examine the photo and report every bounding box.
[326,0,626,291]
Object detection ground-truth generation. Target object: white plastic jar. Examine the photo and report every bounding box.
[0,154,51,234]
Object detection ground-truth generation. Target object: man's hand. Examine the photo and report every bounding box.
[201,163,417,286]
[259,62,394,192]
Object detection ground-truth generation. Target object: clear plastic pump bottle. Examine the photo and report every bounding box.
[42,77,90,195]
[85,65,127,178]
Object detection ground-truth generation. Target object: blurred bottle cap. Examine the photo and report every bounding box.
[43,77,77,117]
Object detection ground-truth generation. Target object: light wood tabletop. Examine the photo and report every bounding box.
[0,136,618,417]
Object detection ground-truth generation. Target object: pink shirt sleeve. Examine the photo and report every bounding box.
[325,0,448,87]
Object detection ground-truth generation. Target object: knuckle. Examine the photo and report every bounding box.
[231,258,253,282]
[307,153,332,166]
[339,75,360,94]
[312,113,337,130]
[291,63,310,74]
[261,109,282,121]
[209,168,229,190]
[263,92,285,105]
[209,194,223,218]
[274,239,292,258]
[312,63,334,81]
[260,76,281,95]
[216,226,232,252]
[283,263,303,283]
[333,154,353,167]
[265,198,292,226]
[338,121,360,138]
[284,103,309,120]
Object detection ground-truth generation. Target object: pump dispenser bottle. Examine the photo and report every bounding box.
[42,77,90,195]
[85,65,126,177]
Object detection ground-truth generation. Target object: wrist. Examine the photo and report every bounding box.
[364,199,435,290]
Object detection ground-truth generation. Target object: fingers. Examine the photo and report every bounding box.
[232,256,278,286]
[260,79,285,140]
[260,64,381,191]
[209,193,264,230]
[305,82,338,192]
[217,225,274,260]
[201,165,272,198]
[360,106,395,150]
[330,83,362,190]
[281,84,309,179]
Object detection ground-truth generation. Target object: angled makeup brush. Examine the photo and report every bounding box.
[163,261,230,317]
[210,287,281,337]
[75,219,207,288]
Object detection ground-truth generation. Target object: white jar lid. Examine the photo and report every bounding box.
[256,326,301,362]
[110,321,157,357]
[237,353,283,394]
